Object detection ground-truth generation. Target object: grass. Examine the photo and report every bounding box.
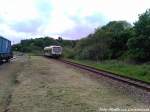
[66,59,150,83]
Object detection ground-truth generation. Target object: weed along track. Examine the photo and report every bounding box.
[59,59,150,92]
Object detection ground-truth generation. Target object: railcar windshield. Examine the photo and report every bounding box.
[53,47,62,52]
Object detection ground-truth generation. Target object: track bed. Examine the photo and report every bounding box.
[0,56,149,112]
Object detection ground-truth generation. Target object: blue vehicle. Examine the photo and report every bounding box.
[0,36,13,62]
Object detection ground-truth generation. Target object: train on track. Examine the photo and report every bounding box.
[44,45,62,58]
[0,36,13,63]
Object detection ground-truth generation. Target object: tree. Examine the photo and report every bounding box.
[74,21,133,60]
[101,21,132,34]
[134,9,150,36]
[127,9,150,62]
[101,21,132,58]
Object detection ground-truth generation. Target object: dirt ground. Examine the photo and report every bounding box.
[0,55,149,112]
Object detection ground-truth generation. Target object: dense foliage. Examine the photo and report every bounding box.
[74,21,133,61]
[13,9,150,62]
[127,10,150,62]
[73,9,150,62]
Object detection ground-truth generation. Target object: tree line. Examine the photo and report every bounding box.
[13,9,150,63]
[12,37,77,55]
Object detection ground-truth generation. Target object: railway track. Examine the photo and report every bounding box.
[59,59,150,92]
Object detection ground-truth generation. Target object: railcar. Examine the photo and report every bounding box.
[0,36,13,62]
[44,45,62,58]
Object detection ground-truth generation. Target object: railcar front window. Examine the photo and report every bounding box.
[53,47,61,52]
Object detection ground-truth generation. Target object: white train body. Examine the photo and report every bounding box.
[44,45,62,57]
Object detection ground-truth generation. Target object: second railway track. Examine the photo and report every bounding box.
[58,59,150,92]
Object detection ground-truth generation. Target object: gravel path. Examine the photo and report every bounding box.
[0,56,149,112]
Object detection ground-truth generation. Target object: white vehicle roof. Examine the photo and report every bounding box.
[44,45,62,50]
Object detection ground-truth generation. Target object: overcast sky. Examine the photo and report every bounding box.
[0,0,150,43]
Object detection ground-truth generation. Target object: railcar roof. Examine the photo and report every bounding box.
[44,45,62,50]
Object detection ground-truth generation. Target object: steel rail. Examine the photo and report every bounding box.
[59,59,150,92]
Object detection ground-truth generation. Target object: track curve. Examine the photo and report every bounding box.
[59,59,150,92]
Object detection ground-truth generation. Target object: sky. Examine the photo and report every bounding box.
[0,0,150,43]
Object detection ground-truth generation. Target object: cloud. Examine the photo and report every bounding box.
[41,0,108,38]
[61,25,94,40]
[54,13,108,39]
[10,19,43,33]
[0,0,38,22]
[0,0,150,43]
